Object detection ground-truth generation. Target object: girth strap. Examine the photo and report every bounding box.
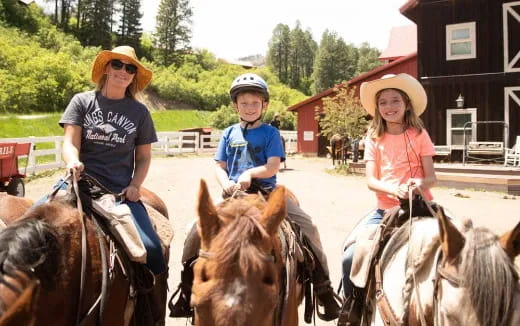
[374,259,402,326]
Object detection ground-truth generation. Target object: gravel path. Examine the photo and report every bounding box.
[24,155,520,325]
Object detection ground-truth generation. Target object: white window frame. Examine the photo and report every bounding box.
[503,2,520,72]
[446,108,477,149]
[446,22,477,61]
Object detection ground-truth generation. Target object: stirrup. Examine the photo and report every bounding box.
[314,282,343,321]
[168,283,193,319]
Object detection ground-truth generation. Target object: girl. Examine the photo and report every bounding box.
[341,73,437,302]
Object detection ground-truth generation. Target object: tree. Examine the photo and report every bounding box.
[311,30,357,93]
[76,0,113,48]
[266,23,290,84]
[315,85,368,140]
[355,42,382,75]
[154,0,192,67]
[117,0,143,55]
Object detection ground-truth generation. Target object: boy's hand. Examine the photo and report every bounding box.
[237,171,252,191]
[223,180,239,196]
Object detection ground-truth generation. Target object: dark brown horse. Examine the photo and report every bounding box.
[0,188,170,326]
[191,180,304,326]
[329,134,350,166]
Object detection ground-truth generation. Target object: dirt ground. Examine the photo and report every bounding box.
[24,155,520,326]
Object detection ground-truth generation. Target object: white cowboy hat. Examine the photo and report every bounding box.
[360,73,427,117]
[91,46,153,92]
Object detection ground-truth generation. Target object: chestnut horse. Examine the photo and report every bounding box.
[353,208,520,326]
[0,188,170,326]
[191,180,304,326]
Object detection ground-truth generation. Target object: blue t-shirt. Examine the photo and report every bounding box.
[215,123,285,191]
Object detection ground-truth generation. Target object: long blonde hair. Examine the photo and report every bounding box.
[366,88,424,139]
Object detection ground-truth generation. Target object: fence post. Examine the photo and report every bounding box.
[28,136,36,175]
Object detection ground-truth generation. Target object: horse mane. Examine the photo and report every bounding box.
[461,227,519,326]
[212,195,273,278]
[0,217,60,289]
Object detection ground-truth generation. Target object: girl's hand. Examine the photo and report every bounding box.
[122,184,141,202]
[393,183,409,199]
[407,178,424,194]
[237,171,252,191]
[223,180,239,196]
[67,160,84,174]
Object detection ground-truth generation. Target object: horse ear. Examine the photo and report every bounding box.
[260,186,287,236]
[436,206,465,263]
[197,179,220,249]
[499,221,520,260]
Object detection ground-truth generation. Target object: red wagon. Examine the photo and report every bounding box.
[0,142,31,197]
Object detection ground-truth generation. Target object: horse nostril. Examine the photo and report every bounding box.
[262,275,274,285]
[201,266,209,282]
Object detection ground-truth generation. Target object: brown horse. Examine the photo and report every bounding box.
[329,134,350,166]
[0,270,39,326]
[0,188,170,326]
[352,208,520,326]
[191,180,304,326]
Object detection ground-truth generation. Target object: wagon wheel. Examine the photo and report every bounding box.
[6,177,25,197]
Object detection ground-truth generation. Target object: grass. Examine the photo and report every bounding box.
[0,110,212,138]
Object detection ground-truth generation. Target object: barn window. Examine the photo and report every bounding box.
[446,108,477,149]
[446,22,476,60]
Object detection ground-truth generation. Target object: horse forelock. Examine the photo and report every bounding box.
[212,209,273,278]
[460,227,519,326]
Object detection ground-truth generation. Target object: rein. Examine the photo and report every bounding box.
[46,171,110,326]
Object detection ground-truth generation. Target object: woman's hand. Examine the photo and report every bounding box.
[122,184,141,202]
[237,171,252,191]
[66,160,84,174]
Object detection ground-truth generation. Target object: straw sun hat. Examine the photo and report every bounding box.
[360,73,427,117]
[91,46,152,91]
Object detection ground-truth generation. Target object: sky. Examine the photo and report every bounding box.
[36,0,414,61]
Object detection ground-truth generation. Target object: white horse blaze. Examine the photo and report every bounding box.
[224,279,246,308]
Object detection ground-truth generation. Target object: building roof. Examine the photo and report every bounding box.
[400,0,420,21]
[379,25,417,61]
[349,52,417,84]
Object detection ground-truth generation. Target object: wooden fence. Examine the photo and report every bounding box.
[0,130,297,174]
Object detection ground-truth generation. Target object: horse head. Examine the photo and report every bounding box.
[433,209,520,326]
[192,179,289,326]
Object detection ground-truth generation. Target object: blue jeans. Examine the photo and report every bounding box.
[341,209,385,297]
[125,201,167,275]
[35,179,166,275]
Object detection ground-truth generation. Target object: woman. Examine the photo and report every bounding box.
[59,45,166,274]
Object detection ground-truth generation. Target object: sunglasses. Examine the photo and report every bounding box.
[110,59,138,74]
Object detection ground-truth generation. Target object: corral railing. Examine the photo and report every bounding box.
[1,130,297,174]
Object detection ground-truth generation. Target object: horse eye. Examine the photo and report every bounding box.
[262,274,274,285]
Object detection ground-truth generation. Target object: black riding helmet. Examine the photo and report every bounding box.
[229,73,270,102]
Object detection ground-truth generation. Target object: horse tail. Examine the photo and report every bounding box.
[0,218,61,288]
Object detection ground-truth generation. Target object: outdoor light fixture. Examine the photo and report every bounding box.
[456,94,464,108]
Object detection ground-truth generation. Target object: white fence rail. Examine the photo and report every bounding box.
[1,130,297,174]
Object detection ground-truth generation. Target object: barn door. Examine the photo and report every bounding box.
[504,2,520,72]
[504,87,520,147]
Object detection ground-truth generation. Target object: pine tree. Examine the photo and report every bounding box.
[355,42,382,75]
[312,30,357,93]
[117,0,143,55]
[77,0,113,48]
[266,23,290,84]
[154,0,193,66]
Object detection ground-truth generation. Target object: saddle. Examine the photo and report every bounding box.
[52,174,170,326]
[339,196,439,326]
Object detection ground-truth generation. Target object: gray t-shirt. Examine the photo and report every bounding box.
[59,91,157,192]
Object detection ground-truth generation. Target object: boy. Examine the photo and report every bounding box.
[169,73,340,321]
